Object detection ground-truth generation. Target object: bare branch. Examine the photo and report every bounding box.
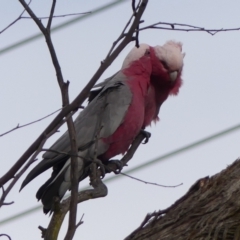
[42,130,148,240]
[18,0,47,34]
[46,0,56,32]
[139,21,240,36]
[132,0,136,15]
[42,164,107,240]
[0,118,65,208]
[18,1,81,238]
[76,214,84,229]
[0,187,14,206]
[106,0,142,58]
[0,234,11,240]
[1,1,148,238]
[0,0,32,34]
[64,93,79,240]
[0,108,61,137]
[0,110,76,207]
[0,8,89,35]
[21,12,91,20]
[120,173,183,188]
[0,0,148,191]
[132,0,141,48]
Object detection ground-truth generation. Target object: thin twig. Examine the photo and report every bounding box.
[0,187,14,206]
[105,0,142,59]
[18,2,80,239]
[21,12,91,19]
[64,94,79,240]
[0,108,61,137]
[0,0,32,34]
[132,0,136,15]
[44,163,107,240]
[120,173,183,188]
[135,24,140,48]
[105,13,134,59]
[0,0,148,189]
[0,9,89,35]
[0,110,73,207]
[0,119,65,208]
[125,210,169,239]
[18,1,81,239]
[18,0,46,33]
[138,21,240,36]
[46,0,56,32]
[132,0,141,47]
[43,128,149,239]
[2,1,148,239]
[0,234,11,240]
[76,214,84,228]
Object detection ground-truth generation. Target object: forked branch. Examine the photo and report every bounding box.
[40,131,147,240]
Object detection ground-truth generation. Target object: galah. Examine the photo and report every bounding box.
[143,41,184,127]
[21,41,184,213]
[94,41,184,126]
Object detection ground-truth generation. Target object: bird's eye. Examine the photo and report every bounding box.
[144,49,150,55]
[161,60,169,70]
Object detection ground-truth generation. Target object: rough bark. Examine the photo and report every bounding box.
[126,158,240,240]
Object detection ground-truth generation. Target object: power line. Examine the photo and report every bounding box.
[1,123,239,225]
[0,0,127,55]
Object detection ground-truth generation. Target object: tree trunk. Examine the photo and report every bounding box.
[125,158,240,240]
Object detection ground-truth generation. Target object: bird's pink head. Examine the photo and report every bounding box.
[122,44,150,69]
[122,44,152,77]
[151,41,185,95]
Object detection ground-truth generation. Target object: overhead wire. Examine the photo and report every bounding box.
[0,123,240,225]
[0,0,128,55]
[1,0,240,228]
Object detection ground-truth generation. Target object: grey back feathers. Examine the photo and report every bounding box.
[21,71,132,213]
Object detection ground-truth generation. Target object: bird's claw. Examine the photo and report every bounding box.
[140,129,151,144]
[90,159,124,179]
[105,159,124,174]
[92,159,106,179]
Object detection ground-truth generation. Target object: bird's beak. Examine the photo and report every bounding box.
[169,71,178,82]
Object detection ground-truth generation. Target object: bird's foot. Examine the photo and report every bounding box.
[91,159,106,179]
[105,159,124,174]
[140,129,151,144]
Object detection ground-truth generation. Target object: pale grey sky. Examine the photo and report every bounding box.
[1,0,240,239]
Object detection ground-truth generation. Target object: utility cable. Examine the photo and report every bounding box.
[0,123,239,225]
[0,0,127,55]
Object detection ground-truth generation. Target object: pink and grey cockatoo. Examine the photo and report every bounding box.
[21,41,184,213]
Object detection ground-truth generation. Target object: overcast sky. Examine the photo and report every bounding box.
[1,0,240,239]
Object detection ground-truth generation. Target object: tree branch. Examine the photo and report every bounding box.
[125,158,240,240]
[0,0,31,35]
[1,1,148,238]
[0,117,66,208]
[0,108,61,137]
[0,234,11,240]
[18,1,80,238]
[41,164,107,240]
[120,173,183,188]
[21,12,91,20]
[0,7,89,35]
[18,0,46,34]
[46,0,56,32]
[0,0,148,192]
[40,130,147,240]
[139,21,240,36]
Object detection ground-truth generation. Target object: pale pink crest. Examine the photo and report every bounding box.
[122,44,150,69]
[154,40,184,72]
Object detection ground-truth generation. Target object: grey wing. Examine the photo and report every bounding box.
[45,71,131,158]
[93,71,120,89]
[88,71,119,102]
[21,71,132,189]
